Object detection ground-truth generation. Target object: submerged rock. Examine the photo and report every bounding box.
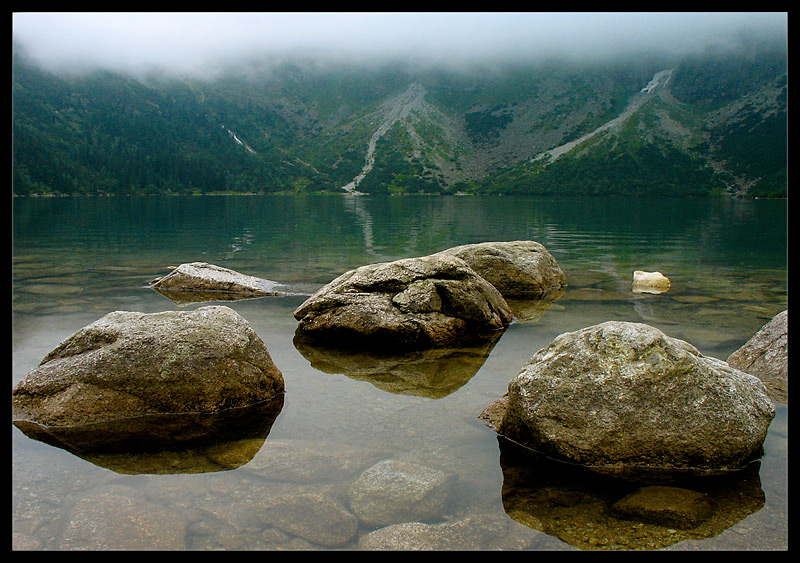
[347,459,455,528]
[609,485,713,529]
[293,254,513,349]
[727,310,787,404]
[483,321,775,479]
[434,240,567,298]
[60,488,188,550]
[150,262,287,302]
[12,306,285,430]
[497,436,766,550]
[259,492,359,548]
[357,513,534,550]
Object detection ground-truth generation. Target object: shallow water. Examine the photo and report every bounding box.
[12,195,787,550]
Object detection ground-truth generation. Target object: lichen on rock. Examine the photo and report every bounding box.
[483,321,775,479]
[293,254,513,349]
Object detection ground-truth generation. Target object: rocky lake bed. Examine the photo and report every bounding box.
[13,239,787,550]
[11,195,787,550]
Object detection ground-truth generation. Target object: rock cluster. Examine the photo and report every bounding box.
[14,242,564,450]
[30,436,481,550]
[11,239,786,549]
[13,241,564,452]
[293,241,567,349]
[244,445,461,548]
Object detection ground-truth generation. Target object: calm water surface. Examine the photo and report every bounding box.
[12,195,787,550]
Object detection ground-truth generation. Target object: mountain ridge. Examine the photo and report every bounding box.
[12,42,787,197]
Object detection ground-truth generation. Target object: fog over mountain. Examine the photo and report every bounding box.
[12,12,788,198]
[12,12,788,75]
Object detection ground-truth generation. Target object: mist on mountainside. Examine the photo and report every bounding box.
[11,12,787,77]
[12,13,787,197]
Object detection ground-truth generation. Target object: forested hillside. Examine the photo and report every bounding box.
[12,36,787,197]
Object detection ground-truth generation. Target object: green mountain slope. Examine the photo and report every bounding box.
[484,49,787,197]
[12,41,787,197]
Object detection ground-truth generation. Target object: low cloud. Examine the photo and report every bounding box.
[12,12,788,75]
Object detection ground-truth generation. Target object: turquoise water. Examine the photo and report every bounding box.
[12,195,787,550]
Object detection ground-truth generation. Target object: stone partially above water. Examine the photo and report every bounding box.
[434,240,567,298]
[150,262,287,302]
[727,310,787,404]
[632,270,670,294]
[293,254,513,349]
[12,306,285,429]
[483,321,775,479]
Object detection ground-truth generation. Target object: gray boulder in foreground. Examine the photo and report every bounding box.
[482,321,775,479]
[293,254,513,348]
[150,262,285,298]
[435,240,566,298]
[727,310,787,404]
[12,306,285,428]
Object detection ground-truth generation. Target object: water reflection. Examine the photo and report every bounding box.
[632,286,669,295]
[11,195,787,550]
[498,437,765,550]
[152,286,290,305]
[505,290,565,322]
[12,395,284,475]
[342,193,381,257]
[293,333,502,398]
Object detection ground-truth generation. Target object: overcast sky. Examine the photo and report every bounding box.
[12,12,788,74]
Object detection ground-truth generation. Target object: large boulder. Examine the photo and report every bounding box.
[293,254,513,349]
[727,310,787,404]
[12,306,285,429]
[483,321,775,479]
[434,241,566,298]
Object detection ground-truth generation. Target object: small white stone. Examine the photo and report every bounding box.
[632,270,670,293]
